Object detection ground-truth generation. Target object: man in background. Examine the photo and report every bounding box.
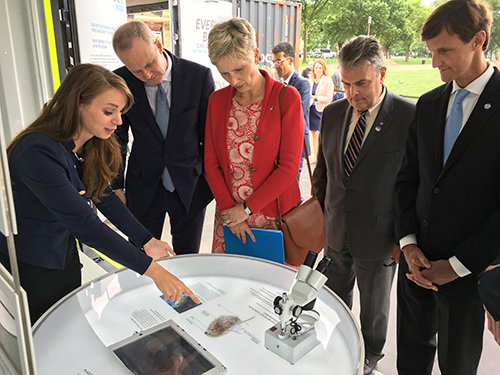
[313,35,415,375]
[302,60,314,79]
[272,42,311,181]
[492,49,500,69]
[112,21,214,255]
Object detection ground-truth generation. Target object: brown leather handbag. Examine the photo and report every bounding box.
[276,87,326,266]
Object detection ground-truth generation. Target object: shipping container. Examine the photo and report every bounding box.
[231,0,302,71]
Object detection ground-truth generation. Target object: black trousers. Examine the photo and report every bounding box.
[139,184,205,255]
[326,245,396,358]
[396,255,484,375]
[0,237,81,325]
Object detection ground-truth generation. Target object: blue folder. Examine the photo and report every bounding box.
[223,226,285,264]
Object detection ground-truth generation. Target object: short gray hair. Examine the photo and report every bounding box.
[338,35,384,73]
[113,21,155,54]
[208,18,256,65]
[332,71,342,92]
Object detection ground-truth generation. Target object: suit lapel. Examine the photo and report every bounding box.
[432,83,452,172]
[441,72,500,176]
[442,71,500,173]
[355,90,394,166]
[158,50,185,145]
[337,101,353,178]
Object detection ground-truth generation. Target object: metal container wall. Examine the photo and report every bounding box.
[232,0,302,71]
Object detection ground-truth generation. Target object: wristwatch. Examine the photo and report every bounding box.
[243,202,253,216]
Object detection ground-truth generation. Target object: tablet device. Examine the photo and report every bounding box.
[223,226,285,264]
[109,320,227,375]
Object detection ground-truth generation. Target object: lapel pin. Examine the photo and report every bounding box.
[484,103,492,110]
[270,106,276,110]
[375,126,382,132]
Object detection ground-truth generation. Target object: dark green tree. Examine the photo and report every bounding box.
[401,0,434,61]
[301,0,336,63]
[322,0,416,56]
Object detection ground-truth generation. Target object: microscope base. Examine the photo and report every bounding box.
[264,323,320,365]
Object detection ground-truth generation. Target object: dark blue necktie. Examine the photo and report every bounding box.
[443,89,469,165]
[156,84,175,192]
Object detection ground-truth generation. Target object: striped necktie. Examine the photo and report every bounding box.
[344,110,368,178]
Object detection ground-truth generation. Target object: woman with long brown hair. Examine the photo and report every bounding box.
[0,63,198,324]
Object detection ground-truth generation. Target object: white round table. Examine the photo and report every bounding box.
[33,254,363,374]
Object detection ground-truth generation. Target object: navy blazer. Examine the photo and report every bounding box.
[288,70,311,155]
[113,50,215,219]
[395,69,500,293]
[479,266,500,321]
[0,133,152,273]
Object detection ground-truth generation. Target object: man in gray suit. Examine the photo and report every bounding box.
[313,35,415,375]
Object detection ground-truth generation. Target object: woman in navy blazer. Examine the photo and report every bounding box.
[0,64,198,324]
[205,18,303,252]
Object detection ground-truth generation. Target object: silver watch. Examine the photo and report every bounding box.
[243,202,252,215]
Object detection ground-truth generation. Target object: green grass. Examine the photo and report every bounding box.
[299,58,338,66]
[298,57,443,99]
[391,57,433,65]
[384,69,443,100]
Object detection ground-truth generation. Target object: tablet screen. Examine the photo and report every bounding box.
[111,322,224,374]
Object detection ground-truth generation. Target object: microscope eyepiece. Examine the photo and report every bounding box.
[303,251,318,267]
[315,257,332,275]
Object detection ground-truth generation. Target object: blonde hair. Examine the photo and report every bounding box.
[208,17,257,65]
[8,64,133,201]
[311,59,329,81]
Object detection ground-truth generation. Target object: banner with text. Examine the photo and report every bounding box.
[74,0,126,70]
[178,0,233,90]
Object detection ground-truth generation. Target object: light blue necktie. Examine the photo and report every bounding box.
[443,89,469,165]
[156,84,175,192]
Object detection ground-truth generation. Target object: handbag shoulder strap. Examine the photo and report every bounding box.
[276,85,317,226]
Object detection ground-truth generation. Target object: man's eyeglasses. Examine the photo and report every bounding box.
[272,57,291,66]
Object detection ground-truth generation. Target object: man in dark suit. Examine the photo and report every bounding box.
[478,265,500,345]
[394,1,500,374]
[313,35,415,375]
[112,21,214,255]
[271,42,310,182]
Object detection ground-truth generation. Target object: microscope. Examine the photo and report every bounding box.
[264,251,331,364]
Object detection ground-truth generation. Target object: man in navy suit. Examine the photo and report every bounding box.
[395,1,500,373]
[112,21,214,255]
[271,42,310,181]
[478,265,500,345]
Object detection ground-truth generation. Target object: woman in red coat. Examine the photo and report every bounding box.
[205,17,304,252]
